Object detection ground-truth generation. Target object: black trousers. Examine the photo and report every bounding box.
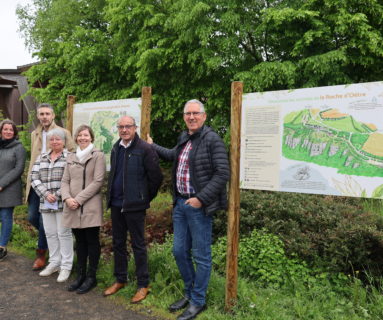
[72,227,100,278]
[111,206,149,287]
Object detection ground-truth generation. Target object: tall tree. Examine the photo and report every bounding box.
[17,0,130,119]
[237,0,383,90]
[17,0,383,145]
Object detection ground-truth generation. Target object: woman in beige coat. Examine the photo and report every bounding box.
[61,125,106,294]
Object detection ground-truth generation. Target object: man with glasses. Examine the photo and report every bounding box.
[147,99,230,320]
[105,115,163,303]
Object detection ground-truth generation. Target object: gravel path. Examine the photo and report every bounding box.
[0,251,160,320]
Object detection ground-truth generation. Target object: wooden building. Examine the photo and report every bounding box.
[0,63,38,128]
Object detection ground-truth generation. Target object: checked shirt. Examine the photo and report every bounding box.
[176,140,196,195]
[31,150,69,214]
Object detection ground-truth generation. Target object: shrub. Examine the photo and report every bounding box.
[213,190,383,278]
[212,228,310,287]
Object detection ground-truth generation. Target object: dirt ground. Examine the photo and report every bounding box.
[0,251,160,320]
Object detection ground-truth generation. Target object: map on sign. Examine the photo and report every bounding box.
[73,99,141,169]
[240,81,383,198]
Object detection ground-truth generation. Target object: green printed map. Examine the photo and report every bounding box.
[283,108,383,177]
[90,111,120,155]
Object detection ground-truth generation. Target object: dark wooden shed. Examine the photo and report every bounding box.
[0,63,38,129]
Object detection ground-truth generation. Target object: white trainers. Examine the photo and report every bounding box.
[57,269,71,283]
[39,264,60,276]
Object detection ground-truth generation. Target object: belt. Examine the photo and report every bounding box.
[177,193,196,199]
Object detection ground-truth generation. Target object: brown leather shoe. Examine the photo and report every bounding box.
[131,287,150,304]
[32,249,47,271]
[103,282,125,297]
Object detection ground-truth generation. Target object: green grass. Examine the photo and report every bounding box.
[362,198,383,216]
[6,199,383,320]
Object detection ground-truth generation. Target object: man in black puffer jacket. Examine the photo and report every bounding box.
[105,115,163,303]
[148,99,230,320]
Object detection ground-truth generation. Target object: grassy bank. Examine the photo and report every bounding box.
[8,195,383,319]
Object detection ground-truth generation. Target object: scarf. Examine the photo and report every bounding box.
[76,143,94,163]
[0,137,16,149]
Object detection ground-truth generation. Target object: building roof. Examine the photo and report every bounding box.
[0,64,38,115]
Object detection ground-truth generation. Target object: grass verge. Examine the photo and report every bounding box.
[7,200,383,319]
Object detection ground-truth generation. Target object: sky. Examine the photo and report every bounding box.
[0,0,37,69]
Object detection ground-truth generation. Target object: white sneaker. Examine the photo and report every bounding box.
[39,264,60,276]
[57,269,71,283]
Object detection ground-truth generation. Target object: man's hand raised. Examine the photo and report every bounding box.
[147,134,153,144]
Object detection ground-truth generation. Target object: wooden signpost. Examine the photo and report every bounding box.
[225,81,243,311]
[140,86,152,140]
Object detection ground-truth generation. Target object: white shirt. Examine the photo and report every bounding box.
[119,139,132,148]
[42,130,48,153]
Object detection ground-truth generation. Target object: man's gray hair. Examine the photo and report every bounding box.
[47,128,66,142]
[37,103,54,112]
[118,115,136,126]
[184,99,205,113]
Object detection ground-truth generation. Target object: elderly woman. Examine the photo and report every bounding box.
[61,125,106,294]
[0,120,26,260]
[31,128,73,282]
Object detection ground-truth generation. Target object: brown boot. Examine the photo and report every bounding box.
[32,249,47,271]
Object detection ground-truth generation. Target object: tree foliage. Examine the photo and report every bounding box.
[17,0,383,145]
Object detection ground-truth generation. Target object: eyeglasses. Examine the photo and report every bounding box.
[117,124,136,130]
[183,112,204,117]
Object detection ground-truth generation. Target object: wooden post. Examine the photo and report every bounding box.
[66,95,76,134]
[140,87,152,140]
[225,81,243,311]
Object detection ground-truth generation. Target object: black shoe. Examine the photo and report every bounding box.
[177,303,207,320]
[169,297,189,313]
[76,277,97,294]
[0,247,7,260]
[67,275,86,292]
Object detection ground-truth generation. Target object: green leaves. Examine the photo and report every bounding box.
[214,190,383,280]
[372,185,383,199]
[212,228,310,287]
[16,0,383,145]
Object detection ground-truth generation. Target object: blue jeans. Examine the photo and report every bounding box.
[0,207,14,247]
[172,197,213,306]
[28,188,48,250]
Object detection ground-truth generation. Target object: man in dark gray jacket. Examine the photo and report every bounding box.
[148,99,230,320]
